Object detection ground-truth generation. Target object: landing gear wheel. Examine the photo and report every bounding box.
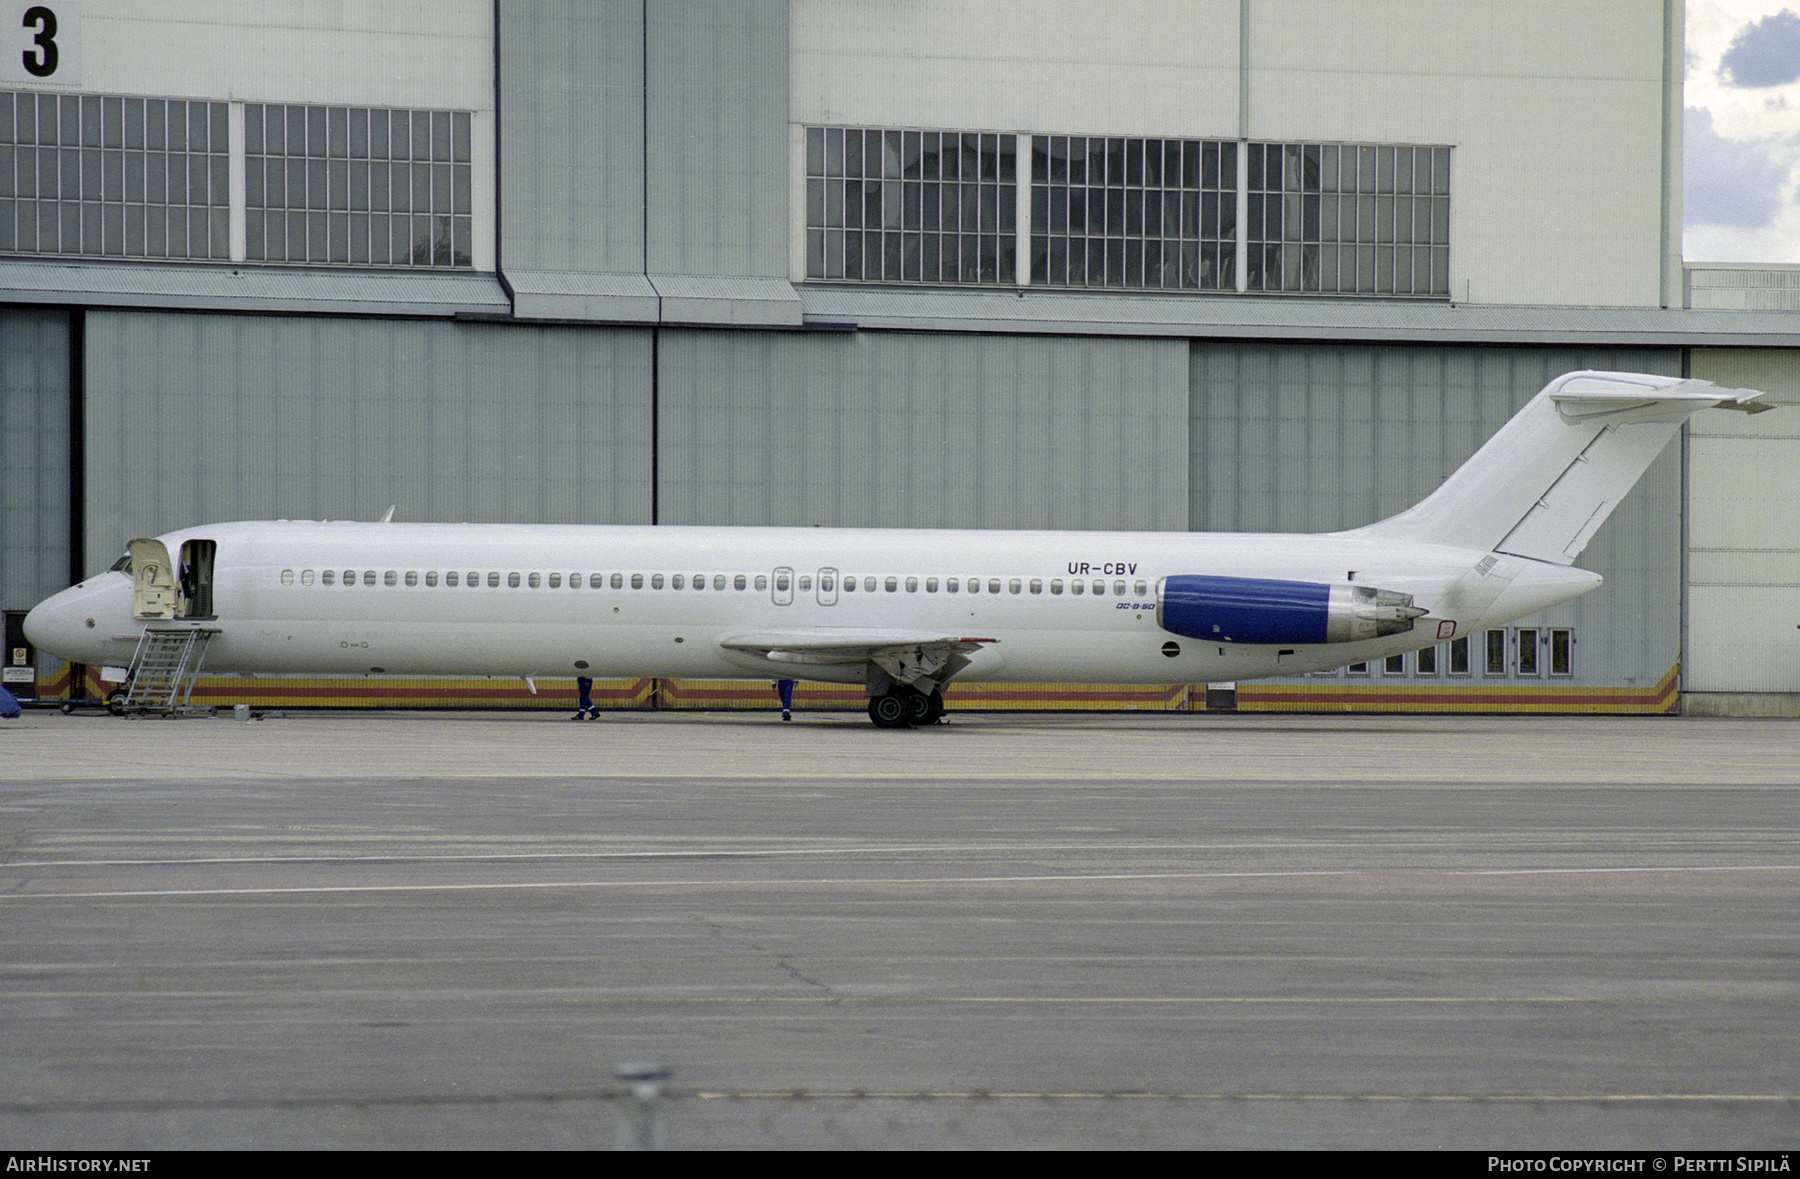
[868,692,912,729]
[903,690,934,726]
[924,689,945,724]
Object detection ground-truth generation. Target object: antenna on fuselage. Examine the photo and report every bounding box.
[379,505,396,523]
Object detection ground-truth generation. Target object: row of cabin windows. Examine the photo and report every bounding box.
[279,568,1154,598]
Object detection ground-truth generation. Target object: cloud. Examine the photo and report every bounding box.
[1684,106,1789,228]
[1718,9,1800,87]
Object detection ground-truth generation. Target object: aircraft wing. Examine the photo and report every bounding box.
[716,629,998,689]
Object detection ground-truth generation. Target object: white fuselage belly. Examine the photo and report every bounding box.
[45,520,1598,685]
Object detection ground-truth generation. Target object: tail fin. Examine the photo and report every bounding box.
[1349,371,1773,564]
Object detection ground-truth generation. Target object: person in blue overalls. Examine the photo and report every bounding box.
[572,676,598,720]
[773,678,796,721]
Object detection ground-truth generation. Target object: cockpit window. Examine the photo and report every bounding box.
[109,552,132,574]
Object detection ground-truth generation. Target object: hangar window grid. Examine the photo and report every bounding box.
[1244,142,1450,297]
[245,103,473,269]
[806,127,1016,284]
[1031,135,1236,291]
[0,91,229,261]
[805,127,1449,299]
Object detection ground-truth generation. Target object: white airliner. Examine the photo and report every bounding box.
[25,371,1772,726]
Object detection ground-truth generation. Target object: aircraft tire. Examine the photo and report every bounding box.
[925,690,945,724]
[868,693,912,728]
[903,690,934,726]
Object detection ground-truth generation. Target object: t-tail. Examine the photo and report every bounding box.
[1346,371,1774,563]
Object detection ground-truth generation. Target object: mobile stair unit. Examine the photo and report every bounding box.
[116,626,218,716]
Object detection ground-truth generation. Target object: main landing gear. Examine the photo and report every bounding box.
[866,687,945,729]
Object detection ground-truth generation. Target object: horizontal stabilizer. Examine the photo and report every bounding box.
[1347,371,1775,564]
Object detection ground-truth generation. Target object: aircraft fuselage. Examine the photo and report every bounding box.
[27,519,1594,687]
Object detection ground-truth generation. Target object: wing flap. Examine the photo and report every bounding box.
[719,629,996,665]
[717,629,998,689]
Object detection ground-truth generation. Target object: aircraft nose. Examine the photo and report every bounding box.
[24,577,131,665]
[24,588,88,662]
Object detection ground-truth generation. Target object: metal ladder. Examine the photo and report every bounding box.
[121,627,218,715]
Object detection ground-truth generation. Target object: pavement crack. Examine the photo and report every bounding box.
[695,913,842,1003]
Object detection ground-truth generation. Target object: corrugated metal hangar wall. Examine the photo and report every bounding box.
[2,0,1795,712]
[5,300,1702,708]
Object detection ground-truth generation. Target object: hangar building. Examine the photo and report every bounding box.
[2,1,1794,714]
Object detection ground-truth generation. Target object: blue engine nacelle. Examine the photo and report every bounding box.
[1157,575,1426,645]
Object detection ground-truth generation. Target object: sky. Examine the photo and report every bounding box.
[1684,2,1800,263]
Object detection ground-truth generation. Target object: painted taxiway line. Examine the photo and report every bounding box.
[3,861,1794,900]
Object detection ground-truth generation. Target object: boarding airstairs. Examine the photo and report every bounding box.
[118,627,218,715]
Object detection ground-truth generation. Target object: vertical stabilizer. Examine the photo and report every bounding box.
[1346,371,1773,563]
